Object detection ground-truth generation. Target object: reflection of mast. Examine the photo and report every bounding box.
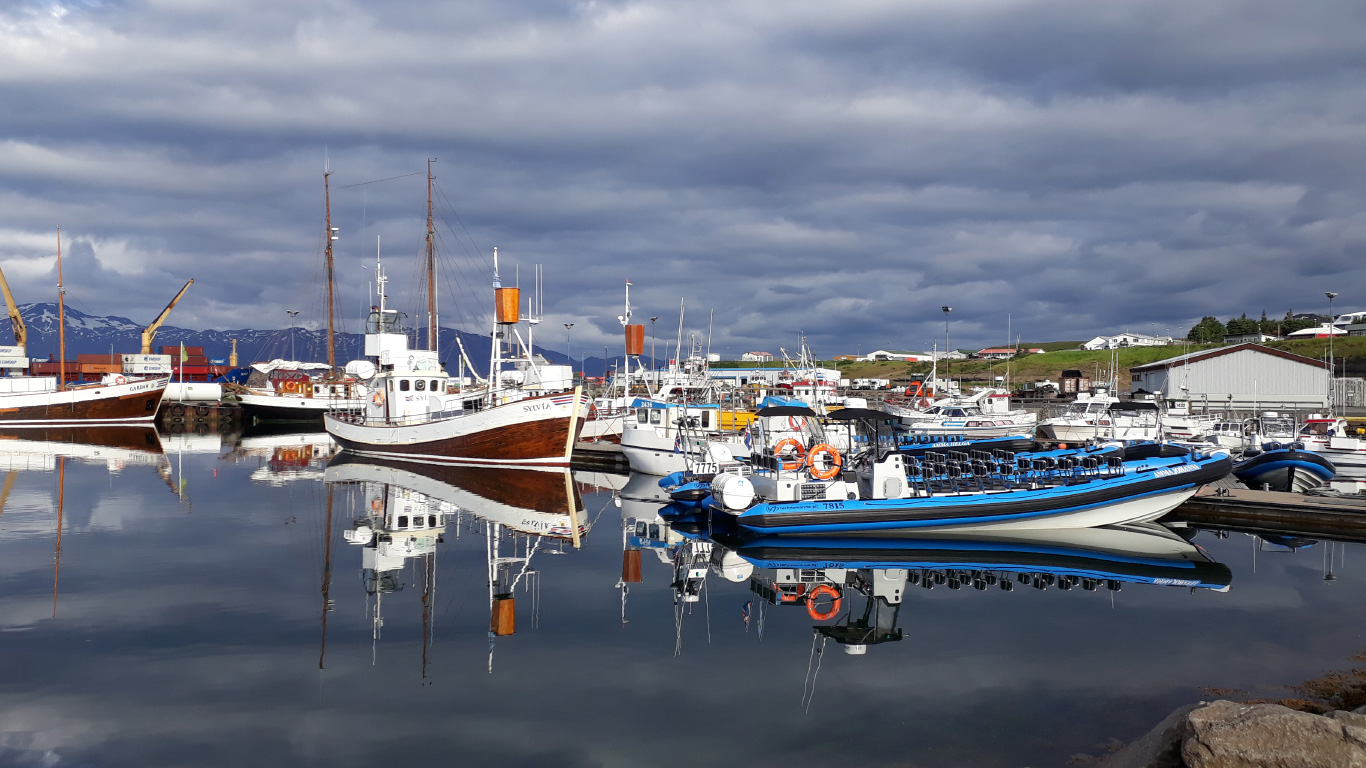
[0,470,15,516]
[319,486,334,670]
[420,549,435,684]
[52,456,65,618]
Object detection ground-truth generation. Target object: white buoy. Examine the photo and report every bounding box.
[710,473,755,512]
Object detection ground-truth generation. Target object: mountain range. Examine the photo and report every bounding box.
[9,303,619,376]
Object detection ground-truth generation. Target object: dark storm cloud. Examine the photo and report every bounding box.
[1,0,1363,354]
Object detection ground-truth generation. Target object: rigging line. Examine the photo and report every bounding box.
[433,183,494,272]
[337,171,425,189]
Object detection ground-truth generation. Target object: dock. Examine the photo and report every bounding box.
[571,441,629,472]
[1171,488,1366,539]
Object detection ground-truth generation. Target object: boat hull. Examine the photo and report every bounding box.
[0,377,168,426]
[239,391,365,425]
[324,390,587,467]
[735,454,1231,533]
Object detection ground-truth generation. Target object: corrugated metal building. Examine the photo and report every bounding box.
[1129,344,1329,409]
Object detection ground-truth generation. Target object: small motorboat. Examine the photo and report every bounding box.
[688,406,1231,534]
[1231,443,1336,493]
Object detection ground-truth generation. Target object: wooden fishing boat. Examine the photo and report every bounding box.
[0,229,168,426]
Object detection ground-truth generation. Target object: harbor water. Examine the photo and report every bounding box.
[0,429,1363,767]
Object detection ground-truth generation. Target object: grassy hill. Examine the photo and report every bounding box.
[831,337,1366,391]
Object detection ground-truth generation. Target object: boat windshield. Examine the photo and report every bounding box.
[1300,421,1336,436]
[367,310,403,334]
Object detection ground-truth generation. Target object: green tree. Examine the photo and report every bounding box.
[1226,314,1257,335]
[1258,310,1274,335]
[1187,316,1226,343]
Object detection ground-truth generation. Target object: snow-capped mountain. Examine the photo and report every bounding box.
[11,303,602,375]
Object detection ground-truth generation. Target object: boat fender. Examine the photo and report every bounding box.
[805,584,841,621]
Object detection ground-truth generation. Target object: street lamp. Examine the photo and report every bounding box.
[1326,292,1338,410]
[941,306,952,387]
[286,310,300,360]
[563,323,574,382]
[650,316,658,379]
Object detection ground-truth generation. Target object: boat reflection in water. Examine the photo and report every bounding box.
[0,425,167,473]
[323,455,589,673]
[223,430,338,485]
[623,490,1232,665]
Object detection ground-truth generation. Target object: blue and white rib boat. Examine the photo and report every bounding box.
[691,406,1231,534]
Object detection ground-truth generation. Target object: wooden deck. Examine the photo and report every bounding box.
[1169,487,1366,540]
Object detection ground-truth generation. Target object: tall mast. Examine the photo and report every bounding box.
[324,166,337,369]
[426,158,437,352]
[319,485,333,670]
[56,227,66,389]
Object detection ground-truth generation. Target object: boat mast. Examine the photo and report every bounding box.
[319,485,333,670]
[489,247,502,406]
[426,158,437,352]
[56,227,66,390]
[324,165,337,370]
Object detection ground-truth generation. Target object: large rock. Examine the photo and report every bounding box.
[1182,700,1366,768]
[1095,703,1203,768]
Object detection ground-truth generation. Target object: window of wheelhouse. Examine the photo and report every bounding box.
[700,410,710,428]
[636,408,648,423]
[649,409,662,425]
[399,379,410,391]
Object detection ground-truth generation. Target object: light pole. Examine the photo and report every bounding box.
[563,323,574,382]
[1326,292,1338,411]
[650,316,658,381]
[941,306,952,388]
[286,310,300,360]
[604,345,609,381]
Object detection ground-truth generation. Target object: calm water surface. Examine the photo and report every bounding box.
[0,428,1363,768]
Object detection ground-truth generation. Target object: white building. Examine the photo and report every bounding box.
[1223,332,1280,344]
[1128,343,1329,409]
[739,351,774,362]
[859,349,933,362]
[707,366,841,388]
[1081,332,1174,351]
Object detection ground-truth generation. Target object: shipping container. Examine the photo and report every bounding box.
[78,354,121,365]
[0,346,25,357]
[161,346,204,357]
[80,363,120,374]
[124,363,171,374]
[0,356,30,369]
[123,354,172,364]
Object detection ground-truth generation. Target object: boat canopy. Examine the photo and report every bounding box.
[755,405,818,417]
[826,407,893,421]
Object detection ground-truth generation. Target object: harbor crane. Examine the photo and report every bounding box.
[141,278,195,355]
[0,266,26,348]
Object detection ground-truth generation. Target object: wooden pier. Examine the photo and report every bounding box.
[571,441,629,472]
[1170,488,1366,539]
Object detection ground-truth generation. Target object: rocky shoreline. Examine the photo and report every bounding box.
[1089,700,1366,768]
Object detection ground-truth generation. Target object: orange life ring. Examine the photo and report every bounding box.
[806,583,842,621]
[773,438,806,470]
[787,415,807,431]
[281,380,299,394]
[371,390,385,407]
[806,443,843,480]
[370,498,381,511]
[114,375,127,385]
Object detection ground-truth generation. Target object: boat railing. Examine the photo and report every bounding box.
[328,410,456,428]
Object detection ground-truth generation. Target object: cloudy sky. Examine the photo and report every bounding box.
[2,0,1363,358]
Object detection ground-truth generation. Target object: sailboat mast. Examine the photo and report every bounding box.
[56,227,66,390]
[426,158,437,352]
[324,168,337,370]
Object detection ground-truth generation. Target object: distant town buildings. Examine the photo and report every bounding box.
[1081,332,1174,350]
[739,351,775,362]
[859,349,934,362]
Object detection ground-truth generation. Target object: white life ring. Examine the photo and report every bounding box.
[114,375,127,385]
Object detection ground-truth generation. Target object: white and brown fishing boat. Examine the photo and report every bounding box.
[324,248,588,466]
[0,229,169,426]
